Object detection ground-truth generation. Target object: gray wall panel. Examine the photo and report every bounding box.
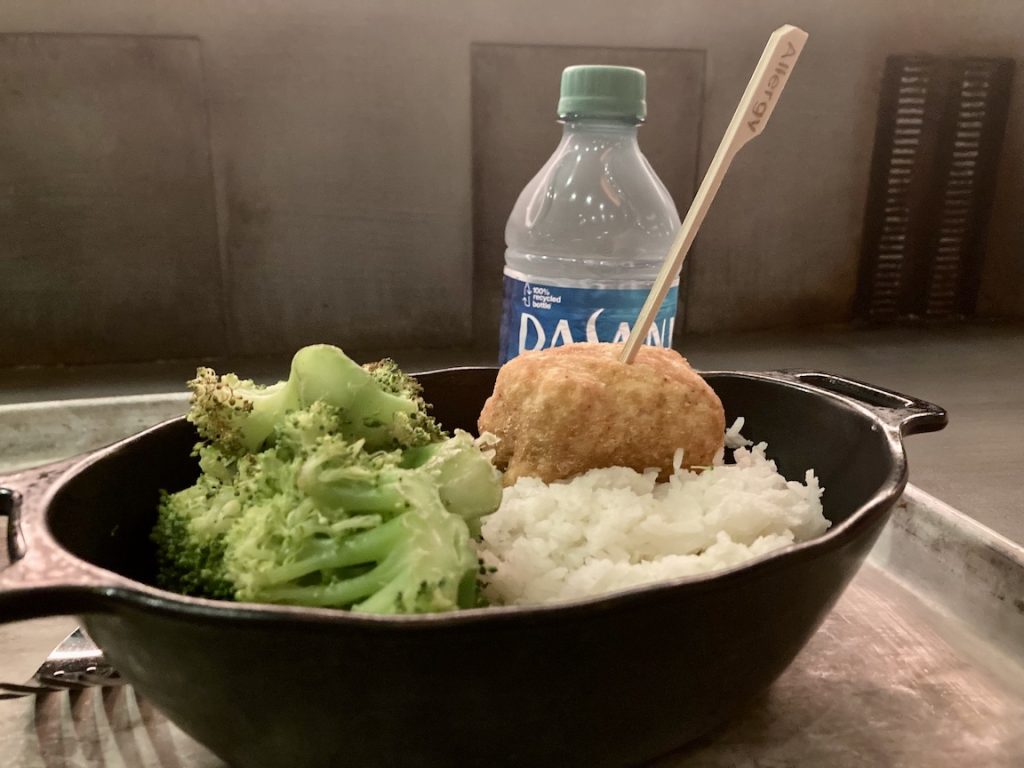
[0,34,224,365]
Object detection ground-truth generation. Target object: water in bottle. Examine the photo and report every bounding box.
[499,65,682,363]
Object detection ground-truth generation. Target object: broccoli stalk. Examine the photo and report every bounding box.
[230,477,476,613]
[401,431,503,528]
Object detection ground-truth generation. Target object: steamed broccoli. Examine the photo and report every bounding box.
[399,432,504,532]
[153,350,502,614]
[227,471,477,613]
[151,475,235,599]
[188,344,445,457]
[365,357,448,446]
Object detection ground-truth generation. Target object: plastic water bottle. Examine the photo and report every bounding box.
[499,65,682,363]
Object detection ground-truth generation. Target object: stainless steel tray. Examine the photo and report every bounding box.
[1,484,1022,766]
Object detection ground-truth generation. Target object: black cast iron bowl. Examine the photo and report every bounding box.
[0,368,946,768]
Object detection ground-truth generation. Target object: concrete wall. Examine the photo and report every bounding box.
[0,1,1021,365]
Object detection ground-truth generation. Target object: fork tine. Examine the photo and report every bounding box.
[0,682,59,699]
[34,672,90,692]
[80,672,126,688]
[0,626,122,699]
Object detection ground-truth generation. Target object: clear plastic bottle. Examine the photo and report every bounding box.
[499,65,682,363]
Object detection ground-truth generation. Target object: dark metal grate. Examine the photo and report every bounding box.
[856,56,1013,322]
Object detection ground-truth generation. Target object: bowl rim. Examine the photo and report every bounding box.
[7,368,926,628]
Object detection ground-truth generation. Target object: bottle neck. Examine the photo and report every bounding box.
[560,118,641,142]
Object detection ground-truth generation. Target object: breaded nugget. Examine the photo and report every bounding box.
[478,343,725,485]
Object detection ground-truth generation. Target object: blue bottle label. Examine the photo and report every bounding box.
[499,270,679,363]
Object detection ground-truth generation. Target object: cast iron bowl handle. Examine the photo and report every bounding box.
[778,370,948,436]
[1,487,27,563]
[0,462,120,622]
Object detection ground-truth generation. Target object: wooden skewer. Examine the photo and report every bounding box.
[619,24,809,364]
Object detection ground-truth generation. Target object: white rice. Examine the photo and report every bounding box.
[477,419,828,606]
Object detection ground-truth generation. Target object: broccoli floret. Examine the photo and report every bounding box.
[151,465,239,600]
[188,345,445,457]
[297,428,501,524]
[186,368,298,458]
[153,369,502,614]
[227,475,477,613]
[298,439,409,515]
[364,358,447,447]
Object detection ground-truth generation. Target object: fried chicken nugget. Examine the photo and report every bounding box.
[478,343,725,485]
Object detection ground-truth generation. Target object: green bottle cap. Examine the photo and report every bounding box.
[557,65,647,121]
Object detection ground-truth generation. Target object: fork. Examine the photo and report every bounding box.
[0,627,123,700]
